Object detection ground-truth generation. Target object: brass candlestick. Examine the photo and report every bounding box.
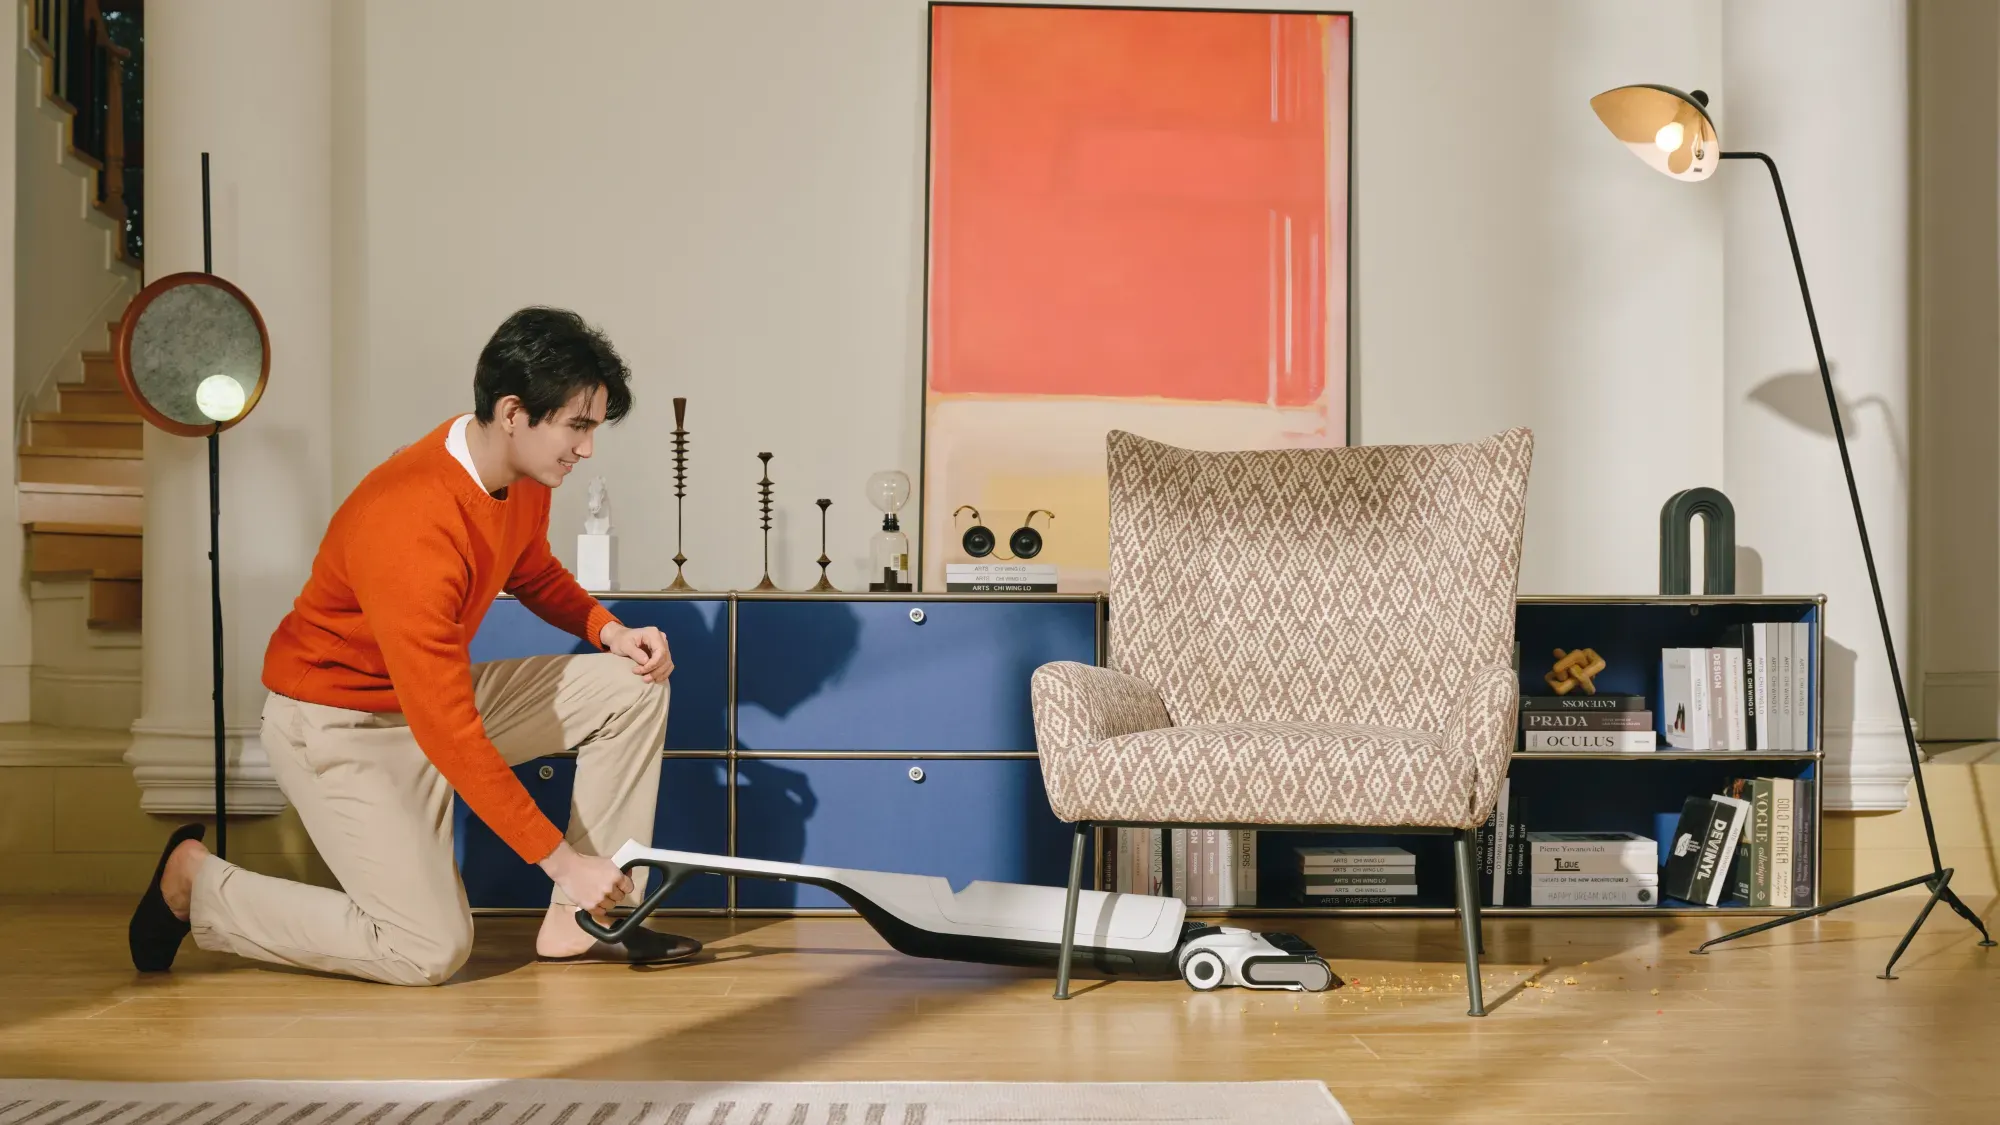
[753,452,779,591]
[667,397,694,591]
[810,498,837,592]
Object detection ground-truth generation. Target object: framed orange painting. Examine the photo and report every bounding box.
[920,2,1354,591]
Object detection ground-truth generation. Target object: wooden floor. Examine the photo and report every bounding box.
[2,895,1996,1123]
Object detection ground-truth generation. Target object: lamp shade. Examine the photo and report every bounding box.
[1590,84,1719,181]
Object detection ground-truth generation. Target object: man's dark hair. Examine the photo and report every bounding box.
[473,307,633,425]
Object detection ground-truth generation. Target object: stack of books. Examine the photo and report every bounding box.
[1660,621,1815,751]
[1297,846,1417,906]
[1520,693,1656,752]
[1102,828,1258,907]
[1528,831,1659,906]
[944,562,1056,592]
[1719,775,1816,907]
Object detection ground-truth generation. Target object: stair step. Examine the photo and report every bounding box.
[88,570,142,629]
[19,447,144,488]
[27,522,143,576]
[29,412,141,450]
[17,481,144,526]
[80,350,122,390]
[59,386,136,415]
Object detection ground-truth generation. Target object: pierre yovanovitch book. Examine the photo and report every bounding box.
[944,562,1056,593]
[1663,793,1750,906]
[1527,831,1659,906]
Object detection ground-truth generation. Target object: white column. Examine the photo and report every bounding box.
[127,1,334,814]
[1723,1,1913,810]
[0,2,25,722]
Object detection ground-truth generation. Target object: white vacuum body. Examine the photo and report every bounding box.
[591,842,1336,992]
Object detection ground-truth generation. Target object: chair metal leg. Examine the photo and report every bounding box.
[1054,821,1088,1000]
[1454,829,1486,1016]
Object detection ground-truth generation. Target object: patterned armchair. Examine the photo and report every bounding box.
[1032,427,1533,1015]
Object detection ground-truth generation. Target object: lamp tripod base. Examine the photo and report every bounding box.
[1693,867,1995,979]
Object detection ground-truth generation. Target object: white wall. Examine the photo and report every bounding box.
[331,0,1726,596]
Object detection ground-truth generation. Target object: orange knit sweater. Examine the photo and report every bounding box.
[263,417,619,862]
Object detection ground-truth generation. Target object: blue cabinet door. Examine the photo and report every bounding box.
[456,756,729,909]
[471,596,729,752]
[732,757,1083,909]
[735,598,1098,752]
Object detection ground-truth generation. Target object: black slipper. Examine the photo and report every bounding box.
[128,823,206,972]
[539,924,703,966]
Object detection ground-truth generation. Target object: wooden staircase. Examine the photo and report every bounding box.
[19,325,143,630]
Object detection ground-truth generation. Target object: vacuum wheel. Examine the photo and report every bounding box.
[1182,948,1226,991]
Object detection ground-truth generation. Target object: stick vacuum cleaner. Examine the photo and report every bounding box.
[576,841,1338,993]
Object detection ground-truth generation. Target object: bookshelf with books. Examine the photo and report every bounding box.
[1147,595,1825,918]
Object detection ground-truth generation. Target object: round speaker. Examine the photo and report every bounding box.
[962,524,996,557]
[1008,525,1042,559]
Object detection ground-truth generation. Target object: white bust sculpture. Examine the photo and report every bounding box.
[583,476,612,536]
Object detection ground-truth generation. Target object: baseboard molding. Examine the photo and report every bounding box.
[30,665,141,730]
[1821,719,1918,812]
[0,664,29,723]
[126,719,286,816]
[1923,671,1999,742]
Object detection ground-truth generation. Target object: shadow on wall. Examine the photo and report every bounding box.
[1749,366,1907,482]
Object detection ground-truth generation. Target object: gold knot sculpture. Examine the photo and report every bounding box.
[1544,647,1606,695]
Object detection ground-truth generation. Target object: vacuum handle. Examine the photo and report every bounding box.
[573,858,682,943]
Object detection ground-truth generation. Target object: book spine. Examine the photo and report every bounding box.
[1523,730,1657,752]
[1506,785,1528,905]
[1793,777,1815,907]
[1521,712,1654,731]
[1304,873,1410,886]
[1171,829,1188,902]
[1707,798,1751,906]
[1770,778,1794,908]
[1795,621,1814,750]
[1725,648,1747,751]
[943,583,1057,593]
[1749,779,1772,908]
[1216,830,1236,907]
[1530,883,1660,907]
[1238,829,1257,907]
[1490,777,1510,904]
[1707,648,1728,752]
[1689,649,1712,751]
[1299,894,1417,907]
[1661,649,1694,750]
[1150,829,1165,898]
[1778,626,1795,751]
[1752,623,1770,751]
[1304,884,1421,896]
[1530,854,1659,876]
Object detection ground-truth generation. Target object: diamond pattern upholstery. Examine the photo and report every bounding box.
[1031,428,1533,830]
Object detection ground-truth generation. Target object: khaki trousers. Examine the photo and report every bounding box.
[190,653,668,986]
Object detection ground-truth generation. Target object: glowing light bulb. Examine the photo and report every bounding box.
[1654,121,1685,153]
[196,373,246,422]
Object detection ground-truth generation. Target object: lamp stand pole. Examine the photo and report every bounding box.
[1692,151,1994,975]
[201,151,228,861]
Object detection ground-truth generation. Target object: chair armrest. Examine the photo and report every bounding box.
[1446,664,1520,827]
[1031,662,1172,823]
[1031,661,1173,754]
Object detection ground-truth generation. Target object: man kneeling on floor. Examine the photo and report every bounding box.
[127,306,696,985]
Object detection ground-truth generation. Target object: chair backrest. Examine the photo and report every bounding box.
[1106,427,1533,734]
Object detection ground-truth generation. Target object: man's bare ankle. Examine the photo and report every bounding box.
[161,838,208,921]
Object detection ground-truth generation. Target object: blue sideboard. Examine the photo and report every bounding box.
[458,592,1103,913]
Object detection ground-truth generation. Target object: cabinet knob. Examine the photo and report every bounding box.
[908,607,926,624]
[907,766,925,783]
[538,765,555,781]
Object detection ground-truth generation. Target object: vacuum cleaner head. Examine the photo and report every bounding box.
[1176,925,1340,992]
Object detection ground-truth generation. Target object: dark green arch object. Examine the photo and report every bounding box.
[1660,487,1736,594]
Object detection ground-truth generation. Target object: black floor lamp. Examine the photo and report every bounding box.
[1590,85,1994,978]
[113,153,271,861]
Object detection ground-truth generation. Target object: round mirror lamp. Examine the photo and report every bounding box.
[116,271,270,435]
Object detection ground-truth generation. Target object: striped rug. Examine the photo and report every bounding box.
[0,1080,1349,1125]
